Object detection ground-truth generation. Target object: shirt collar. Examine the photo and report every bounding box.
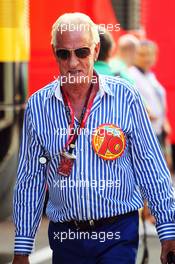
[52,73,114,101]
[135,66,146,74]
[98,74,114,97]
[54,78,63,102]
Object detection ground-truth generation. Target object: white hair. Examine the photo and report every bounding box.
[51,13,100,47]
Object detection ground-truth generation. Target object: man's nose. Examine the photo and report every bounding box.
[68,52,79,68]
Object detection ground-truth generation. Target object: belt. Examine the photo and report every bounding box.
[54,211,137,231]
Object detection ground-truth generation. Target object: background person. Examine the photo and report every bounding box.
[109,34,139,83]
[129,40,171,147]
[94,28,115,76]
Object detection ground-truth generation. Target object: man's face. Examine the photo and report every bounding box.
[53,26,100,86]
[125,46,137,67]
[135,45,156,71]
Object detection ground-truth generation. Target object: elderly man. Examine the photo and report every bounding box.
[12,13,175,264]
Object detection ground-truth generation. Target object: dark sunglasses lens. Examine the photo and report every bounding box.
[75,48,91,58]
[56,49,70,60]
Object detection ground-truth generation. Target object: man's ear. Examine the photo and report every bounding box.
[52,44,59,62]
[94,42,100,61]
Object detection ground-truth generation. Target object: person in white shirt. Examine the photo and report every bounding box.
[129,40,171,145]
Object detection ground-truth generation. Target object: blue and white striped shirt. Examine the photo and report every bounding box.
[13,75,175,254]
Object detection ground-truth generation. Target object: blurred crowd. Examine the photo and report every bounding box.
[94,28,175,232]
[94,29,174,177]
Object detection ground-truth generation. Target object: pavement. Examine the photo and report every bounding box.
[0,217,162,264]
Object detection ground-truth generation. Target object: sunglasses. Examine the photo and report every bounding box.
[55,47,91,60]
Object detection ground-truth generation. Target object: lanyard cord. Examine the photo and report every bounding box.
[61,82,97,154]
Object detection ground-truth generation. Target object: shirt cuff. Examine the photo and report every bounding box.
[14,236,35,255]
[156,222,175,241]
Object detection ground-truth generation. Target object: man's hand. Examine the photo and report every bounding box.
[161,240,175,264]
[12,255,29,264]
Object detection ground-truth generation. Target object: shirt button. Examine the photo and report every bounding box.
[39,156,47,164]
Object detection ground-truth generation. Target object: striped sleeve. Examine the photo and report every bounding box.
[130,91,175,241]
[13,100,47,254]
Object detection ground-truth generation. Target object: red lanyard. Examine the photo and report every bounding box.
[61,83,98,153]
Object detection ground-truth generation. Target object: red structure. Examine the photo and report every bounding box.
[142,0,175,143]
[29,0,175,143]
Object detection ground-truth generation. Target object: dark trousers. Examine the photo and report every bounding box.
[48,211,139,264]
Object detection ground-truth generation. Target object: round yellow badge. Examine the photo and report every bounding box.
[92,124,126,160]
